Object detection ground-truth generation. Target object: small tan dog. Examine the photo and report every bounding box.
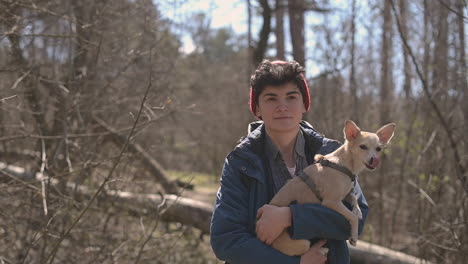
[269,120,396,256]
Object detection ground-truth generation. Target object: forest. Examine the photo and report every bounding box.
[0,0,466,263]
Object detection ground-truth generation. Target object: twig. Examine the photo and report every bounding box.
[40,138,48,216]
[10,70,31,89]
[134,192,166,264]
[0,110,174,142]
[435,0,468,22]
[0,95,17,102]
[45,48,155,263]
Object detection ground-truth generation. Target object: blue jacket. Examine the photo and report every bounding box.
[210,121,368,264]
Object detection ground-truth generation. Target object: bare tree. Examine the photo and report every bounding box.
[349,0,358,123]
[275,0,286,60]
[288,0,305,66]
[253,0,272,65]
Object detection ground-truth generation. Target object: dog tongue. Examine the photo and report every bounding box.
[371,157,380,168]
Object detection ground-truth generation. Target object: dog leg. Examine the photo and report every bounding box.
[322,199,359,246]
[272,231,310,256]
[344,192,362,219]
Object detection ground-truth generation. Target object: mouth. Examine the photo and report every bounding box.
[364,163,376,170]
[274,117,292,120]
[364,157,380,170]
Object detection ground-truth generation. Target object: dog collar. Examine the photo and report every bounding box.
[316,157,357,182]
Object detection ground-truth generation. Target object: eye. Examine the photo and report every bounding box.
[359,145,368,150]
[266,97,276,101]
[376,147,382,152]
[288,95,298,100]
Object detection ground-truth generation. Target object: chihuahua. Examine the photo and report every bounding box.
[268,120,396,256]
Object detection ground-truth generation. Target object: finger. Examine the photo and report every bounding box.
[255,221,261,236]
[258,232,267,243]
[311,239,327,249]
[320,256,327,264]
[319,247,329,256]
[265,235,273,245]
[256,207,264,219]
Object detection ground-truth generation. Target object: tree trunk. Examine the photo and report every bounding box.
[431,0,449,100]
[288,0,305,66]
[378,0,394,245]
[399,0,411,99]
[380,0,393,125]
[423,0,431,87]
[247,0,253,77]
[253,0,272,66]
[457,0,468,161]
[349,0,358,123]
[275,0,286,60]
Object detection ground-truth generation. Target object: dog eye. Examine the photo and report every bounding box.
[376,147,382,152]
[359,145,368,150]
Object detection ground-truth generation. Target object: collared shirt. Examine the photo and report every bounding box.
[265,129,308,194]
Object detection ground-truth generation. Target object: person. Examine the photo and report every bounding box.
[210,60,368,264]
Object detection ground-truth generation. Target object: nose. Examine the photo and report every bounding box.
[369,156,380,167]
[276,100,288,111]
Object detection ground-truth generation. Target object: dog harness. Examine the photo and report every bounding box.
[315,157,357,183]
[297,157,357,201]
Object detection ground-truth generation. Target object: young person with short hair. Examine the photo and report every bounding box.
[210,60,368,264]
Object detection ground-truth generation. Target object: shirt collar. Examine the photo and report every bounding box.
[264,129,306,160]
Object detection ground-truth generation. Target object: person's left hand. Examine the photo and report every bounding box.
[256,204,291,245]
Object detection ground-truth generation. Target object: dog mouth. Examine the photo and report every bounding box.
[364,163,376,170]
[364,157,380,170]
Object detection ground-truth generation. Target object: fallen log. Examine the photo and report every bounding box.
[349,240,432,264]
[1,162,432,264]
[93,116,179,194]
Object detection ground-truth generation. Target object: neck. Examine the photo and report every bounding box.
[265,126,299,165]
[330,142,364,175]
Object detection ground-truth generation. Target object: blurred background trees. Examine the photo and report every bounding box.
[0,0,466,263]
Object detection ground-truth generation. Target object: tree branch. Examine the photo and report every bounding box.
[389,0,467,194]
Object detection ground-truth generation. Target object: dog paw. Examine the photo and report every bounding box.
[353,207,363,219]
[349,238,358,246]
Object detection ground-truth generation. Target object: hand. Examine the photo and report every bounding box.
[255,204,291,245]
[300,240,328,264]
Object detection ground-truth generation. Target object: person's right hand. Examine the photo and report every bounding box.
[299,240,328,264]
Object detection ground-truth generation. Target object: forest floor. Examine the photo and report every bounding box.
[167,170,219,205]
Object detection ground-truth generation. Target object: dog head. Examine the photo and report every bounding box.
[343,120,396,171]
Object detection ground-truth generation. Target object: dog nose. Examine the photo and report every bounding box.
[370,156,380,168]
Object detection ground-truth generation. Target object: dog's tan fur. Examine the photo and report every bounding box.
[269,120,396,256]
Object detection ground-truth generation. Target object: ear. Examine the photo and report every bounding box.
[343,120,361,141]
[255,104,261,117]
[376,123,396,144]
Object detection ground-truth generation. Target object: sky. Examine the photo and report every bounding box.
[159,0,350,77]
[160,0,247,53]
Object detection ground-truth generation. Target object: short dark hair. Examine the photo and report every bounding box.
[250,60,307,106]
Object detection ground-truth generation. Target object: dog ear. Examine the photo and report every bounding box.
[376,123,396,144]
[344,120,361,141]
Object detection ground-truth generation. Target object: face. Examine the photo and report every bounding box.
[344,121,396,171]
[255,82,306,134]
[353,132,384,170]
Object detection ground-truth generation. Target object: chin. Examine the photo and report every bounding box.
[364,163,377,171]
[271,123,298,133]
